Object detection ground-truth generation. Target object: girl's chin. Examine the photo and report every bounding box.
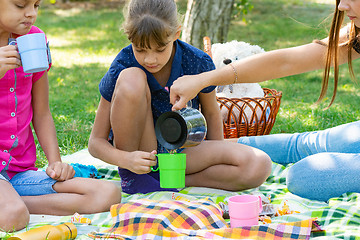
[146,67,161,73]
[353,20,360,28]
[13,28,31,37]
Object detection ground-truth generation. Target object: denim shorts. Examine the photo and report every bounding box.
[8,170,57,196]
[0,173,7,181]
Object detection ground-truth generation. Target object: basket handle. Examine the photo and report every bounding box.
[203,36,212,59]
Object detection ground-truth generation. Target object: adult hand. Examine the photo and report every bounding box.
[0,45,21,79]
[170,75,204,111]
[46,161,76,181]
[126,150,157,174]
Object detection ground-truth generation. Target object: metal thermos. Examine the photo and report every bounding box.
[155,107,207,150]
[8,222,77,240]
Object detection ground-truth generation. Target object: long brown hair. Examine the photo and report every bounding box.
[318,0,360,107]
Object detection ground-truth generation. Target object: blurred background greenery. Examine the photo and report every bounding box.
[34,0,360,167]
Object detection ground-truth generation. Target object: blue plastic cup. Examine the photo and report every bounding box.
[16,33,49,73]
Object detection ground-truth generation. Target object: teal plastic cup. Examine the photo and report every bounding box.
[151,153,186,188]
[16,33,49,73]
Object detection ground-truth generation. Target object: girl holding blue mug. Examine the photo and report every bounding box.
[0,0,121,232]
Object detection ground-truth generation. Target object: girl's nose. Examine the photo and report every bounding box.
[144,54,156,64]
[338,0,349,12]
[25,6,37,18]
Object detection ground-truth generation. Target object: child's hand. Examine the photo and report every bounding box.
[126,150,157,174]
[46,161,76,181]
[0,45,21,79]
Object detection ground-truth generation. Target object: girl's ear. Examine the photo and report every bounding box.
[175,26,182,39]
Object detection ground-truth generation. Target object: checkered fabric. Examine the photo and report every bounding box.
[88,198,315,240]
[5,157,360,240]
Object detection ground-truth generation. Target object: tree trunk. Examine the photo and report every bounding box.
[181,0,234,49]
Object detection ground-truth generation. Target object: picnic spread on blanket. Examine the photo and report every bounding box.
[3,150,360,239]
[88,198,320,240]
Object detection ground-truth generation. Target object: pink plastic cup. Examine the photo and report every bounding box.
[228,194,263,228]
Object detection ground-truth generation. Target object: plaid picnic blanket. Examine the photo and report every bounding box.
[91,161,360,239]
[3,150,360,239]
[88,198,316,240]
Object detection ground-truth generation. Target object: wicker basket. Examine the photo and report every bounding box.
[203,36,282,138]
[217,88,282,138]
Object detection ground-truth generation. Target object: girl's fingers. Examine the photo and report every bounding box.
[149,159,157,166]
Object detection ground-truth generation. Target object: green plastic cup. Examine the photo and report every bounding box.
[151,153,186,188]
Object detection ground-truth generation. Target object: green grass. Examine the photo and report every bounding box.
[34,0,360,167]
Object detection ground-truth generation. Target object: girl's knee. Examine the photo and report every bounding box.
[286,153,360,201]
[115,68,148,96]
[286,155,337,201]
[100,181,122,205]
[228,147,272,189]
[0,202,29,232]
[286,164,303,192]
[87,180,122,212]
[112,68,150,106]
[249,154,272,187]
[286,163,321,200]
[259,152,272,178]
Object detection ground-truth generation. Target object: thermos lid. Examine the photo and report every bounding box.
[155,111,187,150]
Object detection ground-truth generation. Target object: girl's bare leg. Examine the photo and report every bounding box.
[184,140,272,191]
[107,68,164,193]
[22,178,121,215]
[110,67,157,152]
[0,180,29,232]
